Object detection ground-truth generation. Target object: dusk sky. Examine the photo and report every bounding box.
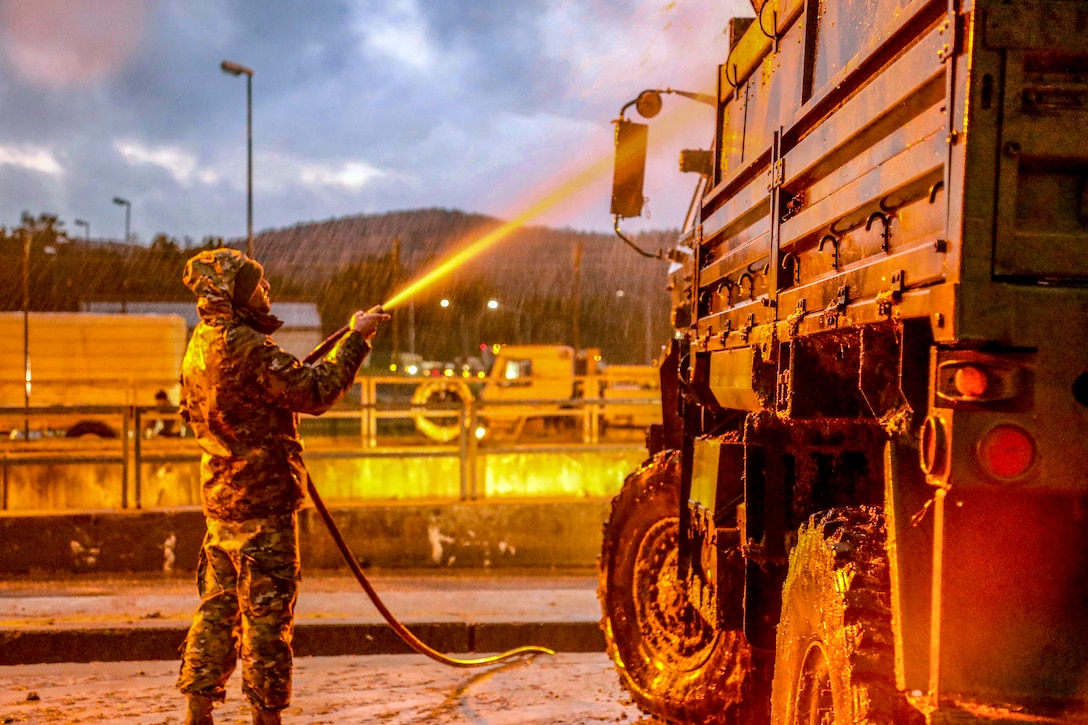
[1,0,751,245]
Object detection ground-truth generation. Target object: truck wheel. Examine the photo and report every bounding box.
[599,450,770,725]
[770,507,910,725]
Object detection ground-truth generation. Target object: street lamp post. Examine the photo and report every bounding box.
[478,300,499,359]
[74,218,90,241]
[112,197,131,243]
[21,229,30,440]
[220,59,254,257]
[112,197,131,312]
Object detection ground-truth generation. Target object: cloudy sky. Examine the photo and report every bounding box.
[0,0,751,245]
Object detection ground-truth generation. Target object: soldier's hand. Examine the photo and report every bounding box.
[350,305,391,341]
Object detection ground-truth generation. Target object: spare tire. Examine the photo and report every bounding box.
[411,379,473,442]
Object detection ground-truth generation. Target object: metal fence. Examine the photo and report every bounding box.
[0,382,658,510]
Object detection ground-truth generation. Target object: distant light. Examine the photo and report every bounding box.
[480,343,488,351]
[443,368,453,377]
[487,299,498,309]
[462,364,470,372]
[406,365,419,375]
[477,371,486,379]
[440,299,450,308]
[475,426,488,440]
[492,344,501,354]
[594,354,602,362]
[616,290,625,297]
[462,371,470,378]
[389,363,398,372]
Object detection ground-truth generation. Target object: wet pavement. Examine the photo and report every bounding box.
[0,653,648,724]
[0,569,605,666]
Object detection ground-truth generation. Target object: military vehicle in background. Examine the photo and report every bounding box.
[598,0,1088,723]
[0,312,187,438]
[412,344,660,442]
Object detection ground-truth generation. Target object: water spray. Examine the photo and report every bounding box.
[383,152,615,311]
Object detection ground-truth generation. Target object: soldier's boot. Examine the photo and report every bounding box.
[183,694,215,725]
[251,704,282,725]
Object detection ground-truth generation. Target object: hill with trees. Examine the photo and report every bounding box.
[0,209,677,365]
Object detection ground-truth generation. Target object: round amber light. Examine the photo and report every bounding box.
[977,424,1035,479]
[953,365,988,398]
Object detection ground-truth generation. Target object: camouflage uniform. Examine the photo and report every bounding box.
[177,248,369,713]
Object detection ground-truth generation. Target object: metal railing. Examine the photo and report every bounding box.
[0,387,659,510]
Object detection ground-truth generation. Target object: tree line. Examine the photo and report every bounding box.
[1,209,677,365]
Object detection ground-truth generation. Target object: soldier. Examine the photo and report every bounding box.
[176,248,389,725]
[148,389,180,437]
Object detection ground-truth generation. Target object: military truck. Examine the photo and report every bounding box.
[598,0,1088,723]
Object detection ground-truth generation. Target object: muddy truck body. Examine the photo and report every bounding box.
[597,0,1088,723]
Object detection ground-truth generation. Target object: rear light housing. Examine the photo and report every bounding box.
[936,360,1024,405]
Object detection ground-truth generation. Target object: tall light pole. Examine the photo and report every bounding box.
[112,197,131,243]
[21,229,30,439]
[112,197,131,312]
[220,59,254,257]
[74,218,90,241]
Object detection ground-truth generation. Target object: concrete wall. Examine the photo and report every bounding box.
[2,447,648,510]
[0,447,650,574]
[0,499,615,575]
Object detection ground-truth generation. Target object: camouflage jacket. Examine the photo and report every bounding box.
[181,248,369,522]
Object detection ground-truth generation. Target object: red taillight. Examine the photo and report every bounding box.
[953,365,988,398]
[977,424,1035,479]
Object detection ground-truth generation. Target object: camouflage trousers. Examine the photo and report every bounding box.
[177,512,300,711]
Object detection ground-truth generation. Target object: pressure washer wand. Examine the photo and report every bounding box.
[303,325,555,667]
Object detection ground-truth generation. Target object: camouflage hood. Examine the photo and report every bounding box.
[183,247,282,334]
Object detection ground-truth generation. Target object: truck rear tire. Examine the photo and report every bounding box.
[770,507,914,725]
[599,450,770,725]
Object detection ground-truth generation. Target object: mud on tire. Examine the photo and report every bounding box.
[770,506,917,725]
[598,450,770,725]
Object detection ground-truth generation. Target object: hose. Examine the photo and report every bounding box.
[303,322,555,667]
